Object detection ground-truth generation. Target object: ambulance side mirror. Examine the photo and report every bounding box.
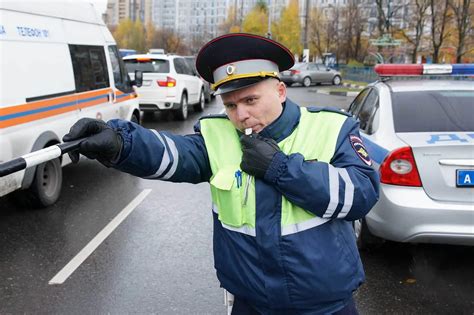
[133,70,143,87]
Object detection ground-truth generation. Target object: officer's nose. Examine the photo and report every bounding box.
[235,104,250,123]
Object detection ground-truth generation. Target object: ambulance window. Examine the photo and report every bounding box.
[108,46,133,93]
[69,45,110,92]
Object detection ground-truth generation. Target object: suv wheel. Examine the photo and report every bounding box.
[303,76,312,87]
[194,89,205,112]
[175,93,188,120]
[332,75,342,85]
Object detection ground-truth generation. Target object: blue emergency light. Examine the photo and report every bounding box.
[374,63,474,76]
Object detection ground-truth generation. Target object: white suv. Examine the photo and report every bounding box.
[123,54,205,120]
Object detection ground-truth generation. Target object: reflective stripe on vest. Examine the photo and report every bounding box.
[200,108,348,236]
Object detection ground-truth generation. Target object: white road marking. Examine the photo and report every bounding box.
[49,189,152,285]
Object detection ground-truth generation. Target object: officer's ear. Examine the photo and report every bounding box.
[277,80,286,103]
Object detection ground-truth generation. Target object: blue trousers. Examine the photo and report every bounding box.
[231,297,359,315]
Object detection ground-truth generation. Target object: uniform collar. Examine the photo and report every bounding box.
[259,98,300,142]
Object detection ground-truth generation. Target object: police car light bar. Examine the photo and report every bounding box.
[374,64,474,76]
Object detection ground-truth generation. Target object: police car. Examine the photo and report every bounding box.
[348,64,474,247]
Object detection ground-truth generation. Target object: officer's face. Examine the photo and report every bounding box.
[221,79,286,134]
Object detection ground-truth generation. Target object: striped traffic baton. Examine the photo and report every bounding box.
[0,139,84,177]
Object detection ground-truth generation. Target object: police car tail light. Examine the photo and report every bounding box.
[380,146,422,187]
[157,76,176,87]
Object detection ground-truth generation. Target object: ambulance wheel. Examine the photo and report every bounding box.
[131,112,140,125]
[27,158,62,208]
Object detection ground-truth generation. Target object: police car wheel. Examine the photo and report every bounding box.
[28,158,62,208]
[332,75,342,85]
[302,76,312,87]
[175,93,188,120]
[353,218,384,251]
[194,89,205,112]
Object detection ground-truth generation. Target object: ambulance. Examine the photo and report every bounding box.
[0,1,141,207]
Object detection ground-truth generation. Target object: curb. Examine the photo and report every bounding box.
[308,89,360,97]
[342,82,366,89]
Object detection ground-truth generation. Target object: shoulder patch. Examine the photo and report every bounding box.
[350,135,372,166]
[306,106,351,117]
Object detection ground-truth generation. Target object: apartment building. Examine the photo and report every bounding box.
[105,0,152,26]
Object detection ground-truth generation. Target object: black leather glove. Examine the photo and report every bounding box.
[240,134,281,178]
[63,118,123,166]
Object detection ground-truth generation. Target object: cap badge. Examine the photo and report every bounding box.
[226,64,236,75]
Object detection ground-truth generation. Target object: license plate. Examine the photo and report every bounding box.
[142,80,152,86]
[282,71,290,75]
[456,170,474,187]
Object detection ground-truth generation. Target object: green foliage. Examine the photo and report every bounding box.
[347,59,364,67]
[112,19,190,54]
[113,19,145,52]
[219,5,240,34]
[242,3,269,36]
[255,0,268,12]
[272,0,302,56]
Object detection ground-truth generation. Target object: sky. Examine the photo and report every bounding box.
[90,0,107,14]
[7,0,108,15]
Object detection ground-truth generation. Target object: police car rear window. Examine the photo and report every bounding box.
[124,59,170,73]
[392,90,474,132]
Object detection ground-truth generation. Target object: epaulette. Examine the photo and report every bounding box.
[306,106,352,117]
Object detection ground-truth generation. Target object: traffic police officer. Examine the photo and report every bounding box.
[64,33,379,314]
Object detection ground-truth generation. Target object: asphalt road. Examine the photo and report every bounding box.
[1,87,473,314]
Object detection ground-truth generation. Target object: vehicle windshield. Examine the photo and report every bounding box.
[293,63,306,69]
[184,58,198,73]
[124,59,170,73]
[392,90,474,132]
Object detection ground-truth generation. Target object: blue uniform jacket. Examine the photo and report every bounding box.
[108,99,379,314]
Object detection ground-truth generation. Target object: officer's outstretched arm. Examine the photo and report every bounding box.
[107,119,211,183]
[263,118,380,221]
[64,118,212,183]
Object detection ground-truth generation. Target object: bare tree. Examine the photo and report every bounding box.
[401,0,430,63]
[151,28,190,55]
[375,0,404,36]
[327,6,342,62]
[340,0,365,62]
[449,0,473,62]
[308,8,325,59]
[430,0,451,63]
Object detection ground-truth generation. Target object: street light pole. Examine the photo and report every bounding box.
[239,0,243,32]
[267,0,272,38]
[303,0,310,50]
[302,0,310,62]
